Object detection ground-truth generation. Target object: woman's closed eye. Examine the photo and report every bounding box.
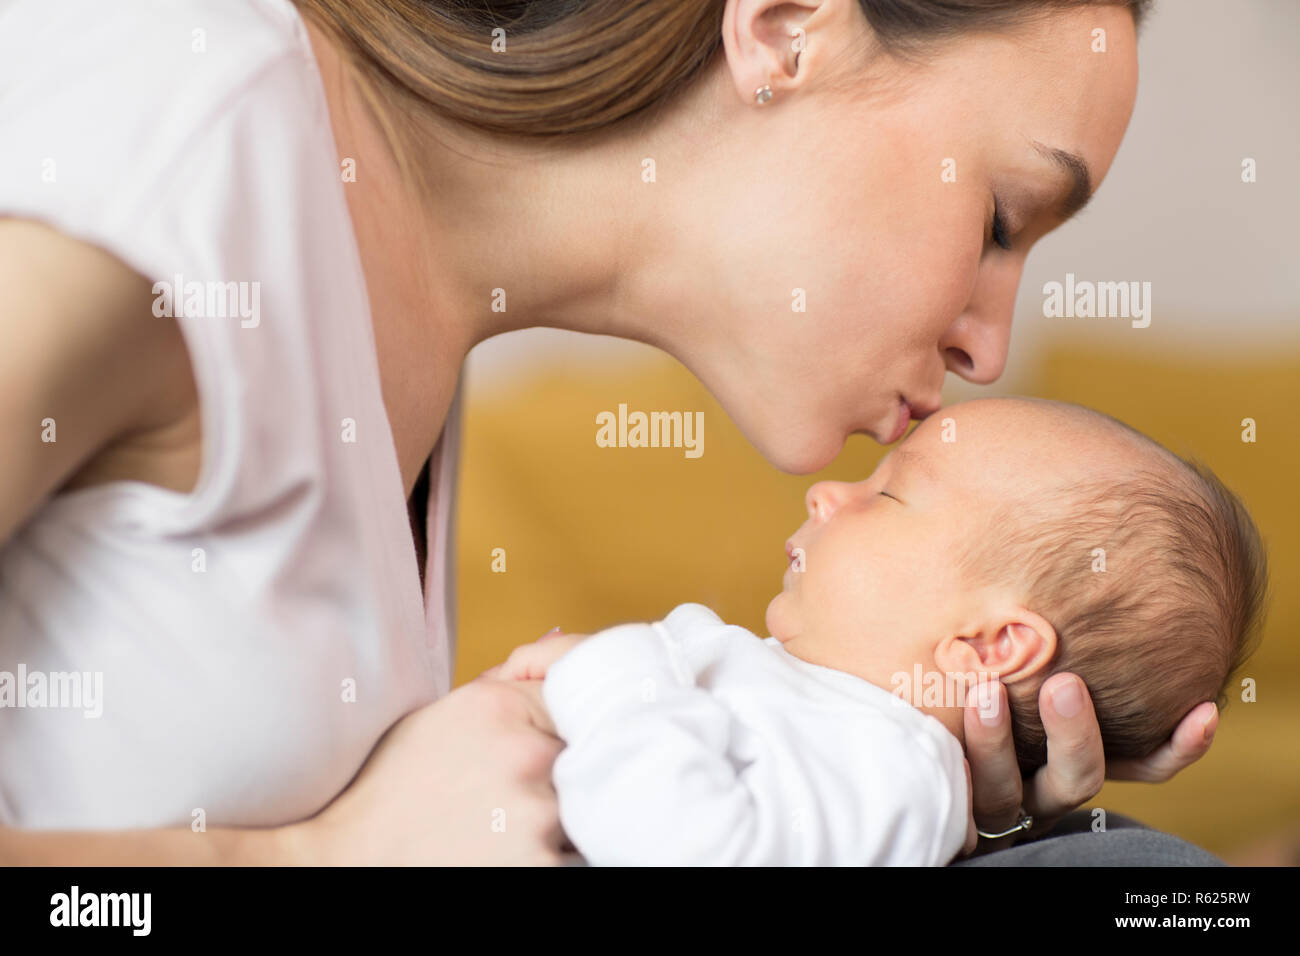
[989,198,1013,251]
[879,490,901,502]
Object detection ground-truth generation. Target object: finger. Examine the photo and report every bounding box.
[506,647,544,682]
[520,635,586,681]
[961,759,978,857]
[495,645,549,682]
[512,680,559,737]
[482,631,566,682]
[537,794,572,853]
[1109,701,1218,783]
[1023,673,1105,826]
[963,679,1023,833]
[483,678,559,739]
[533,800,583,866]
[521,644,568,681]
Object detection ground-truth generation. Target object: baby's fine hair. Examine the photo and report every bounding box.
[963,405,1269,776]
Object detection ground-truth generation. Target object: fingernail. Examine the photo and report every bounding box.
[540,626,563,640]
[1051,678,1083,718]
[977,682,1003,726]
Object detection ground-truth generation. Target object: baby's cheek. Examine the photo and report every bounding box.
[858,562,912,614]
[764,592,794,641]
[811,548,894,616]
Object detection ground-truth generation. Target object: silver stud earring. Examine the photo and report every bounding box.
[755,84,773,105]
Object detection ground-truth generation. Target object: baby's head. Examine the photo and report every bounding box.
[767,397,1268,773]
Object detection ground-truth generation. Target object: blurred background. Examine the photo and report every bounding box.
[451,0,1299,862]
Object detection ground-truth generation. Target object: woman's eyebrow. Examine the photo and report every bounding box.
[1031,139,1093,222]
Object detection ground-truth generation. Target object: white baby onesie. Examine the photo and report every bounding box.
[543,603,970,866]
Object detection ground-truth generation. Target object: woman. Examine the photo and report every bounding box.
[0,0,1216,864]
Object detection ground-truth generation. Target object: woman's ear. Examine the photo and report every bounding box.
[934,608,1057,683]
[720,0,847,105]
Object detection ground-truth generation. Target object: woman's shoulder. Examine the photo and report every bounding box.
[0,0,323,248]
[0,0,308,102]
[0,0,305,80]
[0,0,378,530]
[0,0,359,360]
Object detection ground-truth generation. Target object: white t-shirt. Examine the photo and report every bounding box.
[0,0,460,828]
[544,603,971,866]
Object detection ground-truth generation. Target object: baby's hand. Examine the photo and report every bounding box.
[489,629,591,682]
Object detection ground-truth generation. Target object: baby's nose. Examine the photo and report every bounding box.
[805,481,854,522]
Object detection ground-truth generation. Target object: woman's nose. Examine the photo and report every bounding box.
[805,480,855,522]
[940,258,1021,385]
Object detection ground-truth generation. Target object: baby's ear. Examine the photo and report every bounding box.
[933,632,986,675]
[991,610,1058,684]
[935,609,1057,683]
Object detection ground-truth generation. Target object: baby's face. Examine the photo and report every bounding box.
[765,397,1137,691]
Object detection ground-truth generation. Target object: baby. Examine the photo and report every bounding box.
[497,397,1268,866]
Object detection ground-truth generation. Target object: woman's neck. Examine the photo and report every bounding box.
[303,17,707,493]
[306,18,469,494]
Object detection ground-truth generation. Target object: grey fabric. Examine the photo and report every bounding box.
[950,810,1226,866]
[566,810,1226,865]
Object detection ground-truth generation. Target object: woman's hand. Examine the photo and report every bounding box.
[961,674,1219,855]
[296,676,579,865]
[481,628,591,682]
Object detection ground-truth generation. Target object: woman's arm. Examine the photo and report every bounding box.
[962,674,1217,853]
[1,677,575,865]
[0,821,300,865]
[0,219,200,542]
[0,221,574,865]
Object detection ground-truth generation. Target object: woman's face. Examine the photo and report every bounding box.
[659,1,1139,473]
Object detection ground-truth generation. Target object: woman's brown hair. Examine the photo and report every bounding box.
[294,0,1152,140]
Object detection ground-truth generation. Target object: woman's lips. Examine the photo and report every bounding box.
[884,400,911,444]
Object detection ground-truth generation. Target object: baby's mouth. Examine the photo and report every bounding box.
[783,539,807,580]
